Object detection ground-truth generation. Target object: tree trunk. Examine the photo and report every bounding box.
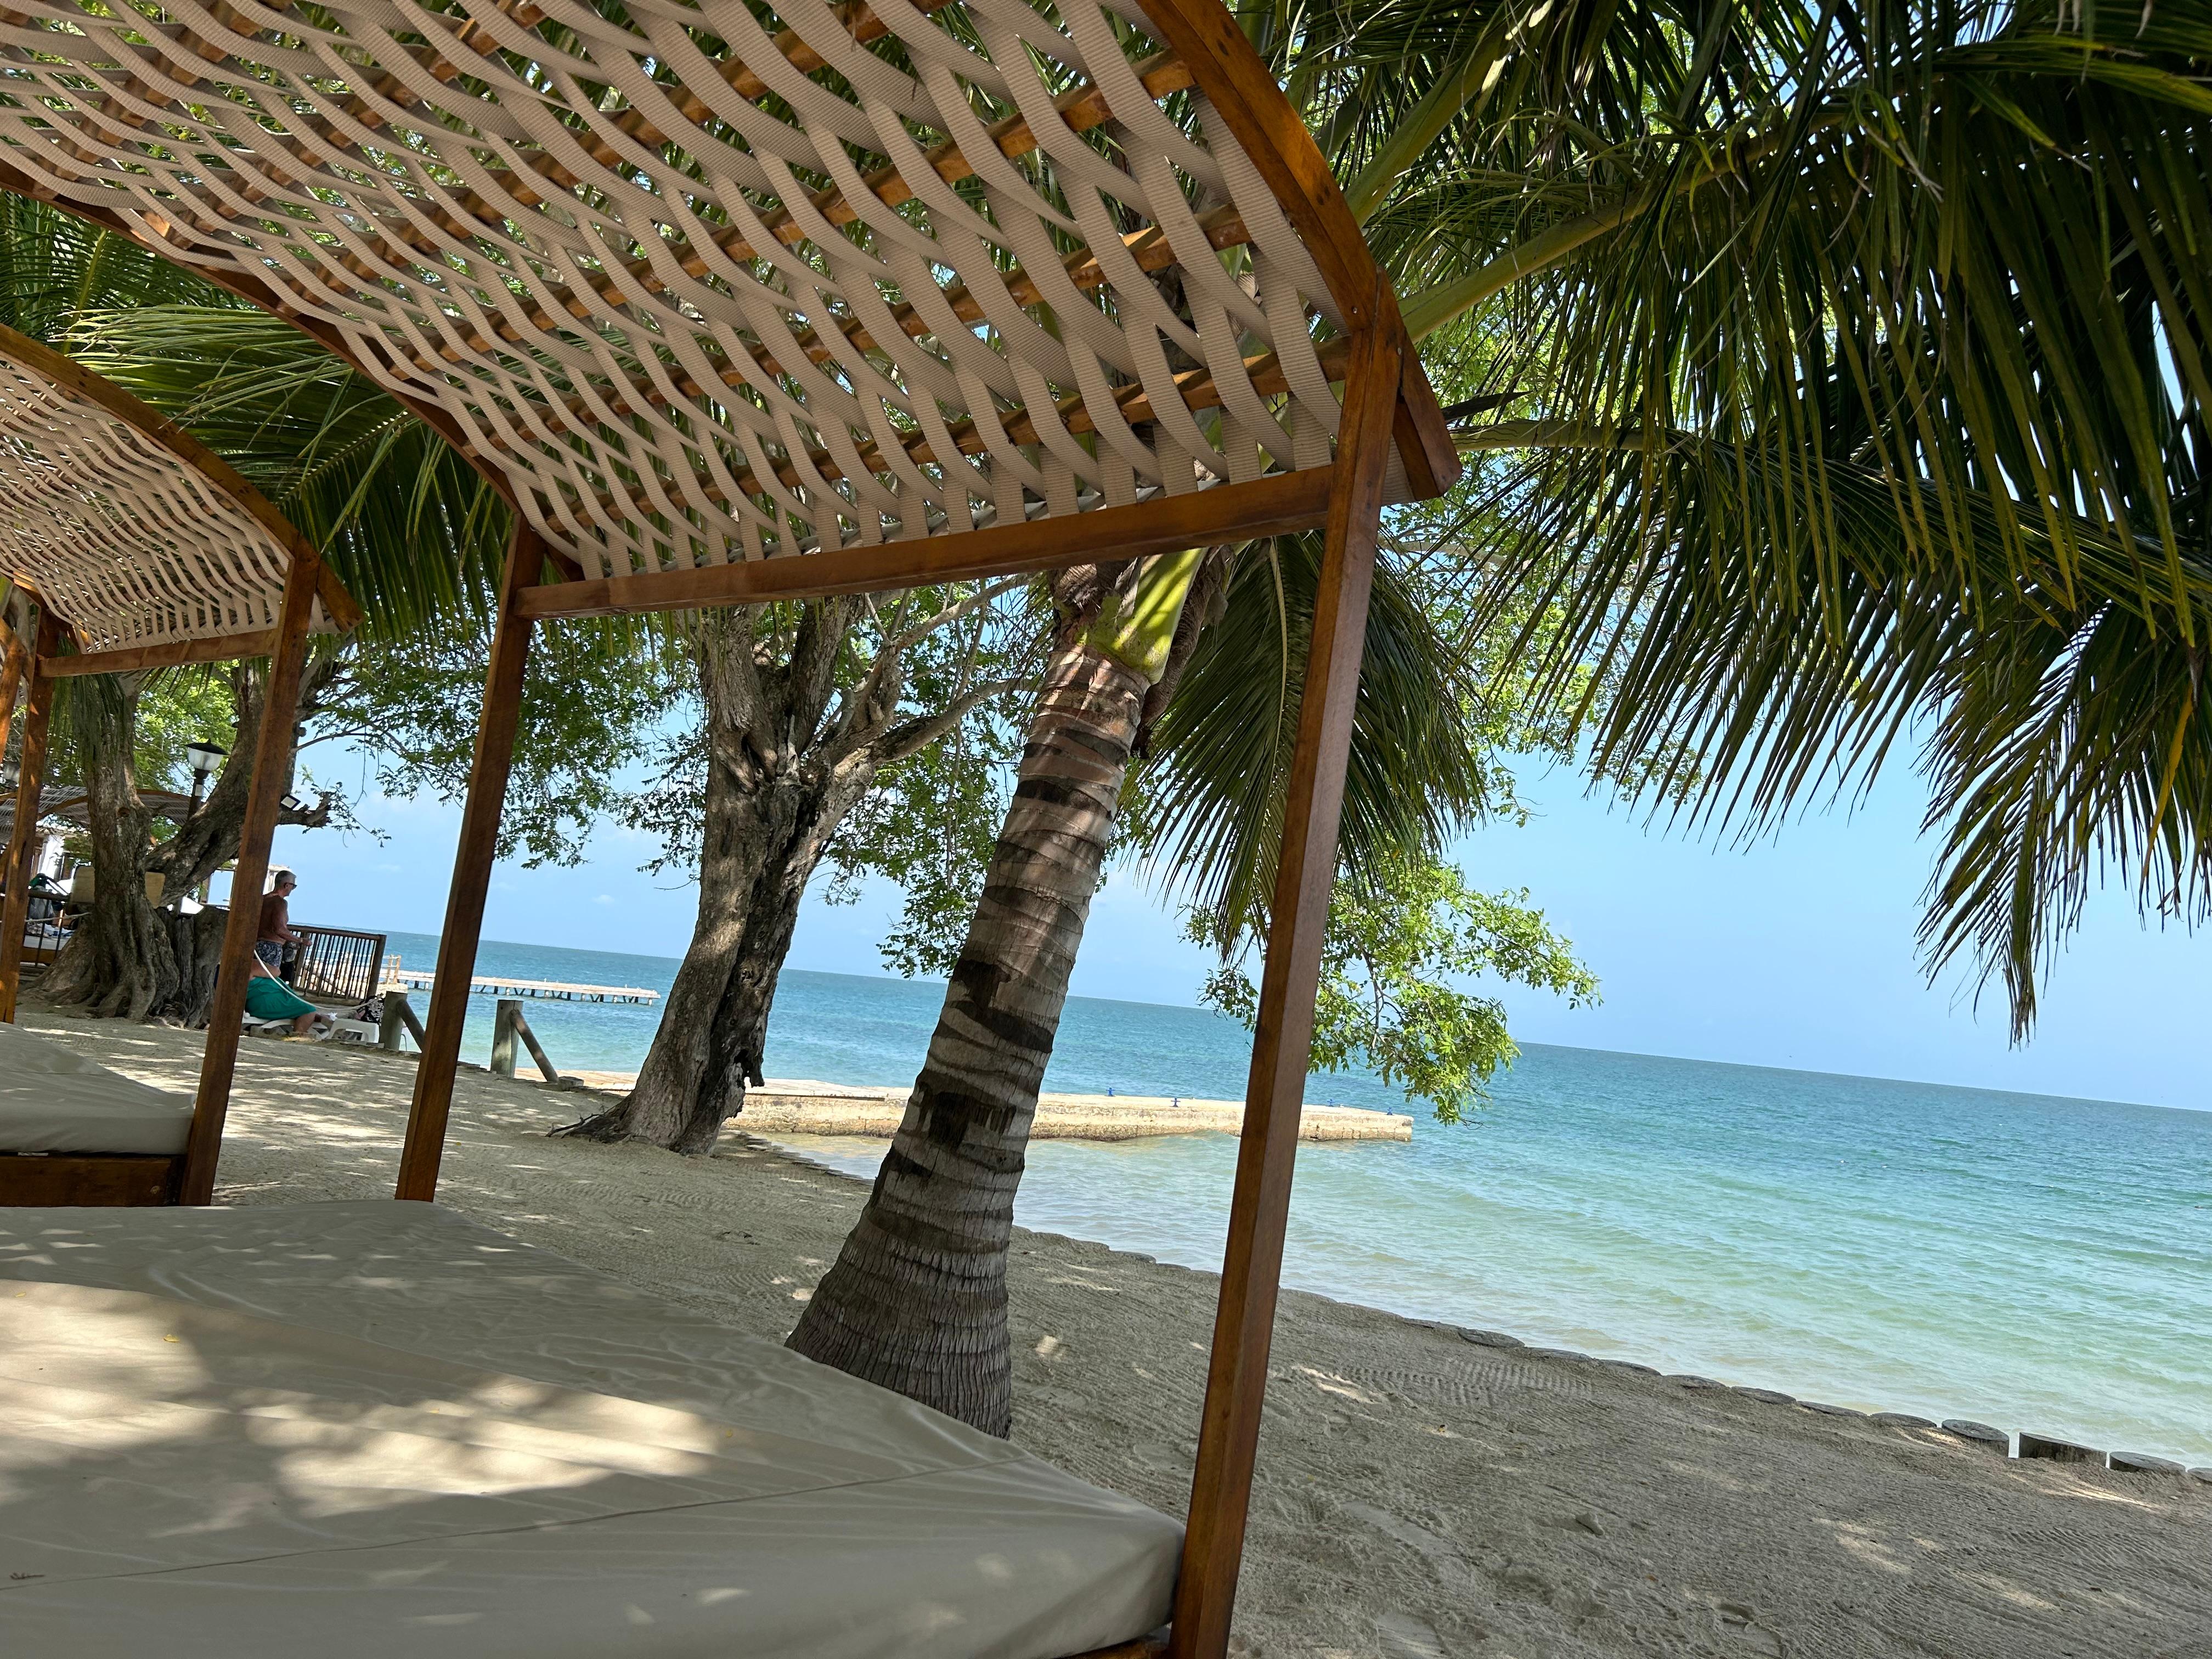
[45,674,174,1018]
[164,904,229,1025]
[788,551,1216,1434]
[558,605,875,1152]
[560,758,862,1151]
[52,656,336,1023]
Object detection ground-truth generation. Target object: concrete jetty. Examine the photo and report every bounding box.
[738,1080,1413,1142]
[386,968,659,1004]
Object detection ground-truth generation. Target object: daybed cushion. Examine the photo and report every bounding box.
[0,1200,1180,1657]
[0,1019,193,1154]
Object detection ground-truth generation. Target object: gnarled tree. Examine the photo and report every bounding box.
[560,584,1041,1153]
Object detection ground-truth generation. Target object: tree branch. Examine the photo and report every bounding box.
[889,575,1029,653]
[876,675,1035,766]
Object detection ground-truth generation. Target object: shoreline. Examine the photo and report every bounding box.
[533,1063,2205,1468]
[757,1130,2207,1480]
[19,1007,2212,1654]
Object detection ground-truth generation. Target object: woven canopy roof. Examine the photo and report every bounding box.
[0,0,1450,593]
[0,321,353,656]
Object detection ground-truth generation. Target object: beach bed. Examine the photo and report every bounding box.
[0,1020,192,1204]
[0,1200,1180,1656]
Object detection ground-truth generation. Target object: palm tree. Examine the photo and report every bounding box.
[788,538,1494,1429]
[792,0,2212,1431]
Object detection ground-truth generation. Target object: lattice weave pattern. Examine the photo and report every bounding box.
[0,354,304,650]
[0,0,1385,580]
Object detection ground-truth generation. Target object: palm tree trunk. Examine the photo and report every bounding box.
[787,551,1210,1434]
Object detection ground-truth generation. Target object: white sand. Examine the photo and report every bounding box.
[25,1007,2212,1659]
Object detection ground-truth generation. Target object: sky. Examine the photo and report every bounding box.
[266,741,2209,1115]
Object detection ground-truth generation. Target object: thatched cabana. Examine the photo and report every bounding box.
[0,0,1454,1647]
[0,319,357,1204]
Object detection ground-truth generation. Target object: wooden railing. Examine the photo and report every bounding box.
[289,925,386,1006]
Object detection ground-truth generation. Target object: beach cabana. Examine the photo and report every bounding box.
[0,0,1454,1647]
[0,320,358,1204]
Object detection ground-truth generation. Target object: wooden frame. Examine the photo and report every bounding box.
[516,470,1335,621]
[0,338,355,1209]
[0,1153,181,1205]
[390,334,1426,1659]
[0,0,1453,1647]
[0,605,62,1025]
[39,632,282,677]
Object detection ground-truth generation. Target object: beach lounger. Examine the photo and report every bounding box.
[0,1200,1180,1657]
[0,1019,191,1205]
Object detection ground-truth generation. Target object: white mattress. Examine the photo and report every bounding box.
[0,1018,194,1154]
[0,1201,1179,1657]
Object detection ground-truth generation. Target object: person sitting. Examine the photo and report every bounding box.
[258,868,304,980]
[245,954,330,1037]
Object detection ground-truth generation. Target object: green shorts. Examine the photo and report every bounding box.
[244,974,318,1023]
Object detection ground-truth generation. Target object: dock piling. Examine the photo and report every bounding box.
[490,999,522,1077]
[381,989,427,1052]
[513,1008,562,1084]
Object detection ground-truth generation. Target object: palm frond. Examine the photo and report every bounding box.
[1135,534,1498,942]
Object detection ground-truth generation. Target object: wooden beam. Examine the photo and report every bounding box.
[0,1153,182,1206]
[39,630,281,678]
[1387,290,1464,499]
[1116,9,1457,502]
[518,470,1333,621]
[179,548,321,1204]
[0,606,61,1023]
[0,612,25,744]
[1169,313,1401,1659]
[0,320,364,636]
[396,525,544,1201]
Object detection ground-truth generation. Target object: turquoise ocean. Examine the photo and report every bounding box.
[386,929,2212,1466]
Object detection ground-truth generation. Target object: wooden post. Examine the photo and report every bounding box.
[514,1007,562,1084]
[0,607,59,1023]
[490,997,521,1076]
[1168,317,1402,1659]
[179,552,322,1204]
[380,989,411,1053]
[0,611,25,739]
[395,525,541,1201]
[387,989,428,1049]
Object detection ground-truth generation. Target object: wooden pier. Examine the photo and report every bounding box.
[384,968,658,1005]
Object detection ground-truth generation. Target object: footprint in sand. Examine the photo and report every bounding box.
[1716,1602,1784,1656]
[1375,1612,1450,1658]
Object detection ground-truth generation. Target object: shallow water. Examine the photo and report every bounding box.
[393,933,2212,1464]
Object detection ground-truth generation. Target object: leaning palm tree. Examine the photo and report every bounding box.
[788,539,1497,1430]
[791,0,2212,1433]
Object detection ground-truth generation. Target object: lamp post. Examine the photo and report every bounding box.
[184,740,225,817]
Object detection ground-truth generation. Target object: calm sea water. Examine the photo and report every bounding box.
[386,930,2212,1464]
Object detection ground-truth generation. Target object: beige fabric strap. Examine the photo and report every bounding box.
[0,0,1385,579]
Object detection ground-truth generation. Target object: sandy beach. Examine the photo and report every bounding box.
[29,1005,2212,1659]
